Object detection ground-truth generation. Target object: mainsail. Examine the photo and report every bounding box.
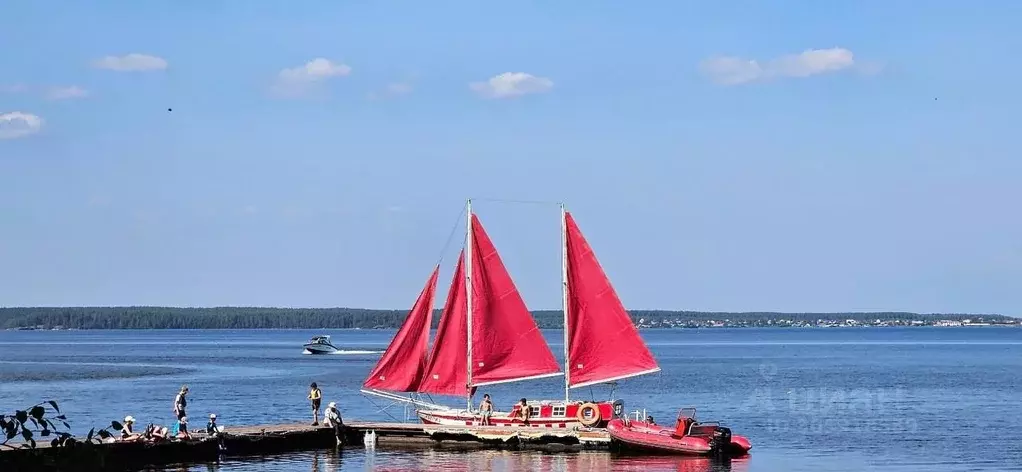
[417,213,562,397]
[469,214,562,386]
[362,266,439,392]
[564,211,659,389]
[417,252,469,396]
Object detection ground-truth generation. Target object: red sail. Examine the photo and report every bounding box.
[469,214,562,386]
[565,211,659,388]
[363,266,439,392]
[417,252,469,396]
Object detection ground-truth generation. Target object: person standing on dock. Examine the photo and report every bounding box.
[174,385,189,432]
[479,394,493,426]
[308,382,323,426]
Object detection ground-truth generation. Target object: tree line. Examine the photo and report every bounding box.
[0,306,1012,330]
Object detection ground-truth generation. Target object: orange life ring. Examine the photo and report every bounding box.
[576,402,602,427]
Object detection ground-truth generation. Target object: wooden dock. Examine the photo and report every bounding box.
[0,420,612,471]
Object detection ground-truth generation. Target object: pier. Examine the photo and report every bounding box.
[0,421,612,471]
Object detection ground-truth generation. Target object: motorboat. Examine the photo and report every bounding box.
[607,408,751,456]
[303,335,339,354]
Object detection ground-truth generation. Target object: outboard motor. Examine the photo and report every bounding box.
[611,400,625,419]
[709,426,733,455]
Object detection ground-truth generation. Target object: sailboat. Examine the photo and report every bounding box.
[361,200,660,429]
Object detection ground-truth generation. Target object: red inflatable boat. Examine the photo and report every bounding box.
[607,408,752,456]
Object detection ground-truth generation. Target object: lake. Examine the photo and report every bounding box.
[2,327,1021,471]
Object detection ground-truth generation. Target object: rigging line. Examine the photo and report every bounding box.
[470,197,564,206]
[364,396,403,422]
[435,204,468,267]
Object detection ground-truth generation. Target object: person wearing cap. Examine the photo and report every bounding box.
[120,416,140,441]
[324,401,344,446]
[206,414,220,436]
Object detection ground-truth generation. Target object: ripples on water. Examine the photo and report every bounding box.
[3,327,1022,471]
[148,449,748,472]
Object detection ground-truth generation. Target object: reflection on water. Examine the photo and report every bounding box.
[156,449,749,472]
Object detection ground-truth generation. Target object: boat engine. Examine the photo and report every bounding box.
[709,426,733,454]
[611,400,625,419]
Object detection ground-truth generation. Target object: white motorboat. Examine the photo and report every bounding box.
[303,335,339,354]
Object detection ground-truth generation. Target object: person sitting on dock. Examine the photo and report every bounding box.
[119,416,141,441]
[324,402,344,446]
[479,394,493,426]
[308,382,323,426]
[143,423,169,442]
[509,398,531,425]
[206,414,221,437]
[174,416,191,440]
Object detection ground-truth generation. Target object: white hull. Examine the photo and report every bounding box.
[303,344,338,354]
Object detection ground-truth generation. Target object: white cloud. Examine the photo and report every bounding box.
[0,112,44,140]
[0,84,28,94]
[699,48,859,85]
[92,53,168,72]
[368,82,413,100]
[385,82,412,96]
[470,72,553,99]
[272,58,352,97]
[46,86,90,100]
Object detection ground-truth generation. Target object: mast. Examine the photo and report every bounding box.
[465,198,474,411]
[560,203,570,403]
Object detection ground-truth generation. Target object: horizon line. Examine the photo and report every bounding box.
[0,305,1010,317]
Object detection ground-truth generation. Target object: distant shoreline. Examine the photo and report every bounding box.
[4,325,1020,332]
[0,307,1017,330]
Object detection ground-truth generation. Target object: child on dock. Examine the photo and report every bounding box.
[174,416,191,439]
[480,394,493,426]
[206,414,221,437]
[308,382,323,426]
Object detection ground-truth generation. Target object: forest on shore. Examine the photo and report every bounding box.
[0,306,1014,330]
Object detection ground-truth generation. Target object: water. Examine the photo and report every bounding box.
[2,327,1021,471]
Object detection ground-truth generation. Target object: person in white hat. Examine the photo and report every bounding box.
[120,416,140,441]
[205,414,220,436]
[324,401,344,446]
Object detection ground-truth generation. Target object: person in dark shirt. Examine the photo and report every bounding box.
[206,414,220,436]
[120,416,139,441]
[174,385,189,432]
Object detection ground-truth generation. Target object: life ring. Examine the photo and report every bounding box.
[576,403,602,427]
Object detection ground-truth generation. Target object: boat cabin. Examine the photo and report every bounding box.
[308,335,331,345]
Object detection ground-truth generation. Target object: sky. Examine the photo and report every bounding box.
[1,1,1020,315]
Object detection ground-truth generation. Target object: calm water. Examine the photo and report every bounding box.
[2,327,1021,471]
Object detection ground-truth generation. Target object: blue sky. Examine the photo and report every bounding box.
[1,1,1020,314]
